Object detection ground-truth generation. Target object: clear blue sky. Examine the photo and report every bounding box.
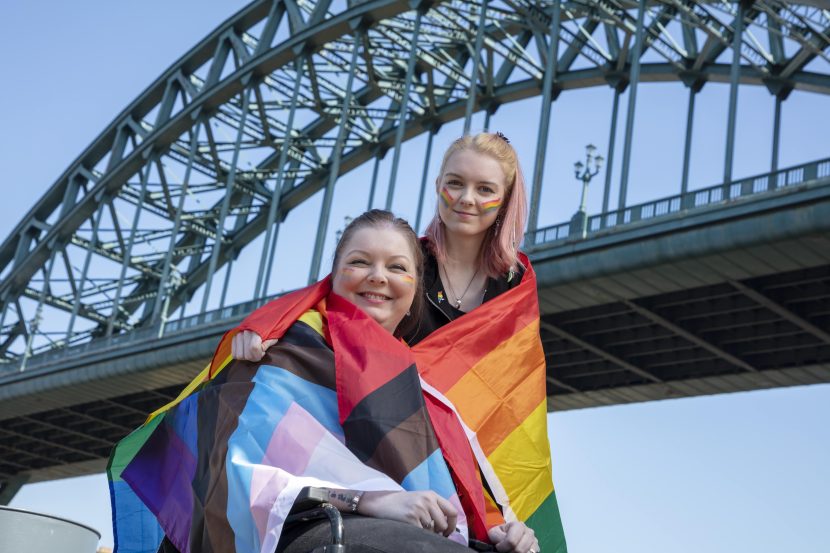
[2,2,829,552]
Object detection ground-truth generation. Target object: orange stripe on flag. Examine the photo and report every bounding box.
[444,320,546,455]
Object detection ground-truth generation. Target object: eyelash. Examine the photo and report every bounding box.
[349,259,407,272]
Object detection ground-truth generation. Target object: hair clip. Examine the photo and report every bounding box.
[495,131,510,144]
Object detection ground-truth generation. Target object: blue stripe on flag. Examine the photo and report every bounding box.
[111,479,164,553]
[226,365,340,553]
[400,448,457,499]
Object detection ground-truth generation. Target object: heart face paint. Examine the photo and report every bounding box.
[480,198,502,212]
[440,186,456,207]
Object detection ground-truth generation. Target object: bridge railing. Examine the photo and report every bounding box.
[527,157,830,247]
[9,293,289,373]
[8,156,830,374]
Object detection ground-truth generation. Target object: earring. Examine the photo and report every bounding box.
[494,216,501,233]
[406,310,411,316]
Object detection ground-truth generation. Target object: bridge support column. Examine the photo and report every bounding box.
[108,161,153,335]
[20,252,58,371]
[257,56,306,300]
[153,127,199,324]
[602,85,622,224]
[463,0,489,134]
[0,474,30,506]
[723,1,746,185]
[681,88,696,197]
[415,126,437,233]
[386,7,426,211]
[771,95,782,175]
[67,198,107,342]
[201,85,253,314]
[618,0,647,211]
[309,32,363,283]
[528,0,561,240]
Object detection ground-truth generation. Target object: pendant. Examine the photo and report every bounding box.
[455,299,462,309]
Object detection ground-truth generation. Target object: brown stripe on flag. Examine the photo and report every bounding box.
[261,342,335,390]
[342,365,432,470]
[188,326,334,552]
[363,406,441,483]
[188,360,257,553]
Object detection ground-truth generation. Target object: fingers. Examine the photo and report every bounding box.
[425,500,448,535]
[488,521,536,553]
[231,331,269,361]
[357,490,459,537]
[435,495,458,536]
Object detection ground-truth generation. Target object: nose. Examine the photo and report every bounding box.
[458,185,475,205]
[367,264,387,284]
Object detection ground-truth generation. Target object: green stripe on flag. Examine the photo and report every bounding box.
[525,491,567,553]
[108,413,165,482]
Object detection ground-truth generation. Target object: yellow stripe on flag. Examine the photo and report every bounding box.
[298,310,325,337]
[486,400,554,521]
[145,361,213,423]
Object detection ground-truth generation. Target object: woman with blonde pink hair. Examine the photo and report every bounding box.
[231,132,555,553]
[406,131,528,343]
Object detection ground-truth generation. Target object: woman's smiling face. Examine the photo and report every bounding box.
[436,149,508,238]
[332,225,418,334]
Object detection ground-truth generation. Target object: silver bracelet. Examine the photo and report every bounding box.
[349,491,364,513]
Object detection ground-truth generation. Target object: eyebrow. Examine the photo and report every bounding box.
[345,249,412,262]
[444,172,500,186]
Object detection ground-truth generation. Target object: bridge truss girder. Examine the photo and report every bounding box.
[1,0,829,365]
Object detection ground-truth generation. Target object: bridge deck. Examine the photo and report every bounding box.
[1,168,829,498]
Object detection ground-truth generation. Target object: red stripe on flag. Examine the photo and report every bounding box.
[327,292,417,423]
[413,255,539,393]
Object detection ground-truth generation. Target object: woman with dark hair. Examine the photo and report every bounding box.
[229,133,564,553]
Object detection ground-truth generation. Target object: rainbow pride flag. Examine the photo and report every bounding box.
[412,254,567,552]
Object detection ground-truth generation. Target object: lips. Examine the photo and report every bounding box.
[358,292,392,302]
[453,210,477,217]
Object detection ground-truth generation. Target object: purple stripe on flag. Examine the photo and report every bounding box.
[123,415,198,553]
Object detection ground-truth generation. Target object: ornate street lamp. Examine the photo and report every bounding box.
[570,144,604,238]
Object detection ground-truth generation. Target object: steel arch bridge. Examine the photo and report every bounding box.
[2,0,829,365]
[0,0,830,504]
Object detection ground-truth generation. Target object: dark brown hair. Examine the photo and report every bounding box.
[332,209,424,338]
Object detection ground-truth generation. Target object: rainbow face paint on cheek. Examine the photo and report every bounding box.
[481,198,502,212]
[440,186,455,207]
[399,274,415,285]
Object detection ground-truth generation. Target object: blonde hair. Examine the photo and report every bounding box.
[424,133,528,277]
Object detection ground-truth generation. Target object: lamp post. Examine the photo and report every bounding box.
[570,144,604,238]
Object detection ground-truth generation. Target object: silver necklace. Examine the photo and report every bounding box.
[441,262,480,310]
